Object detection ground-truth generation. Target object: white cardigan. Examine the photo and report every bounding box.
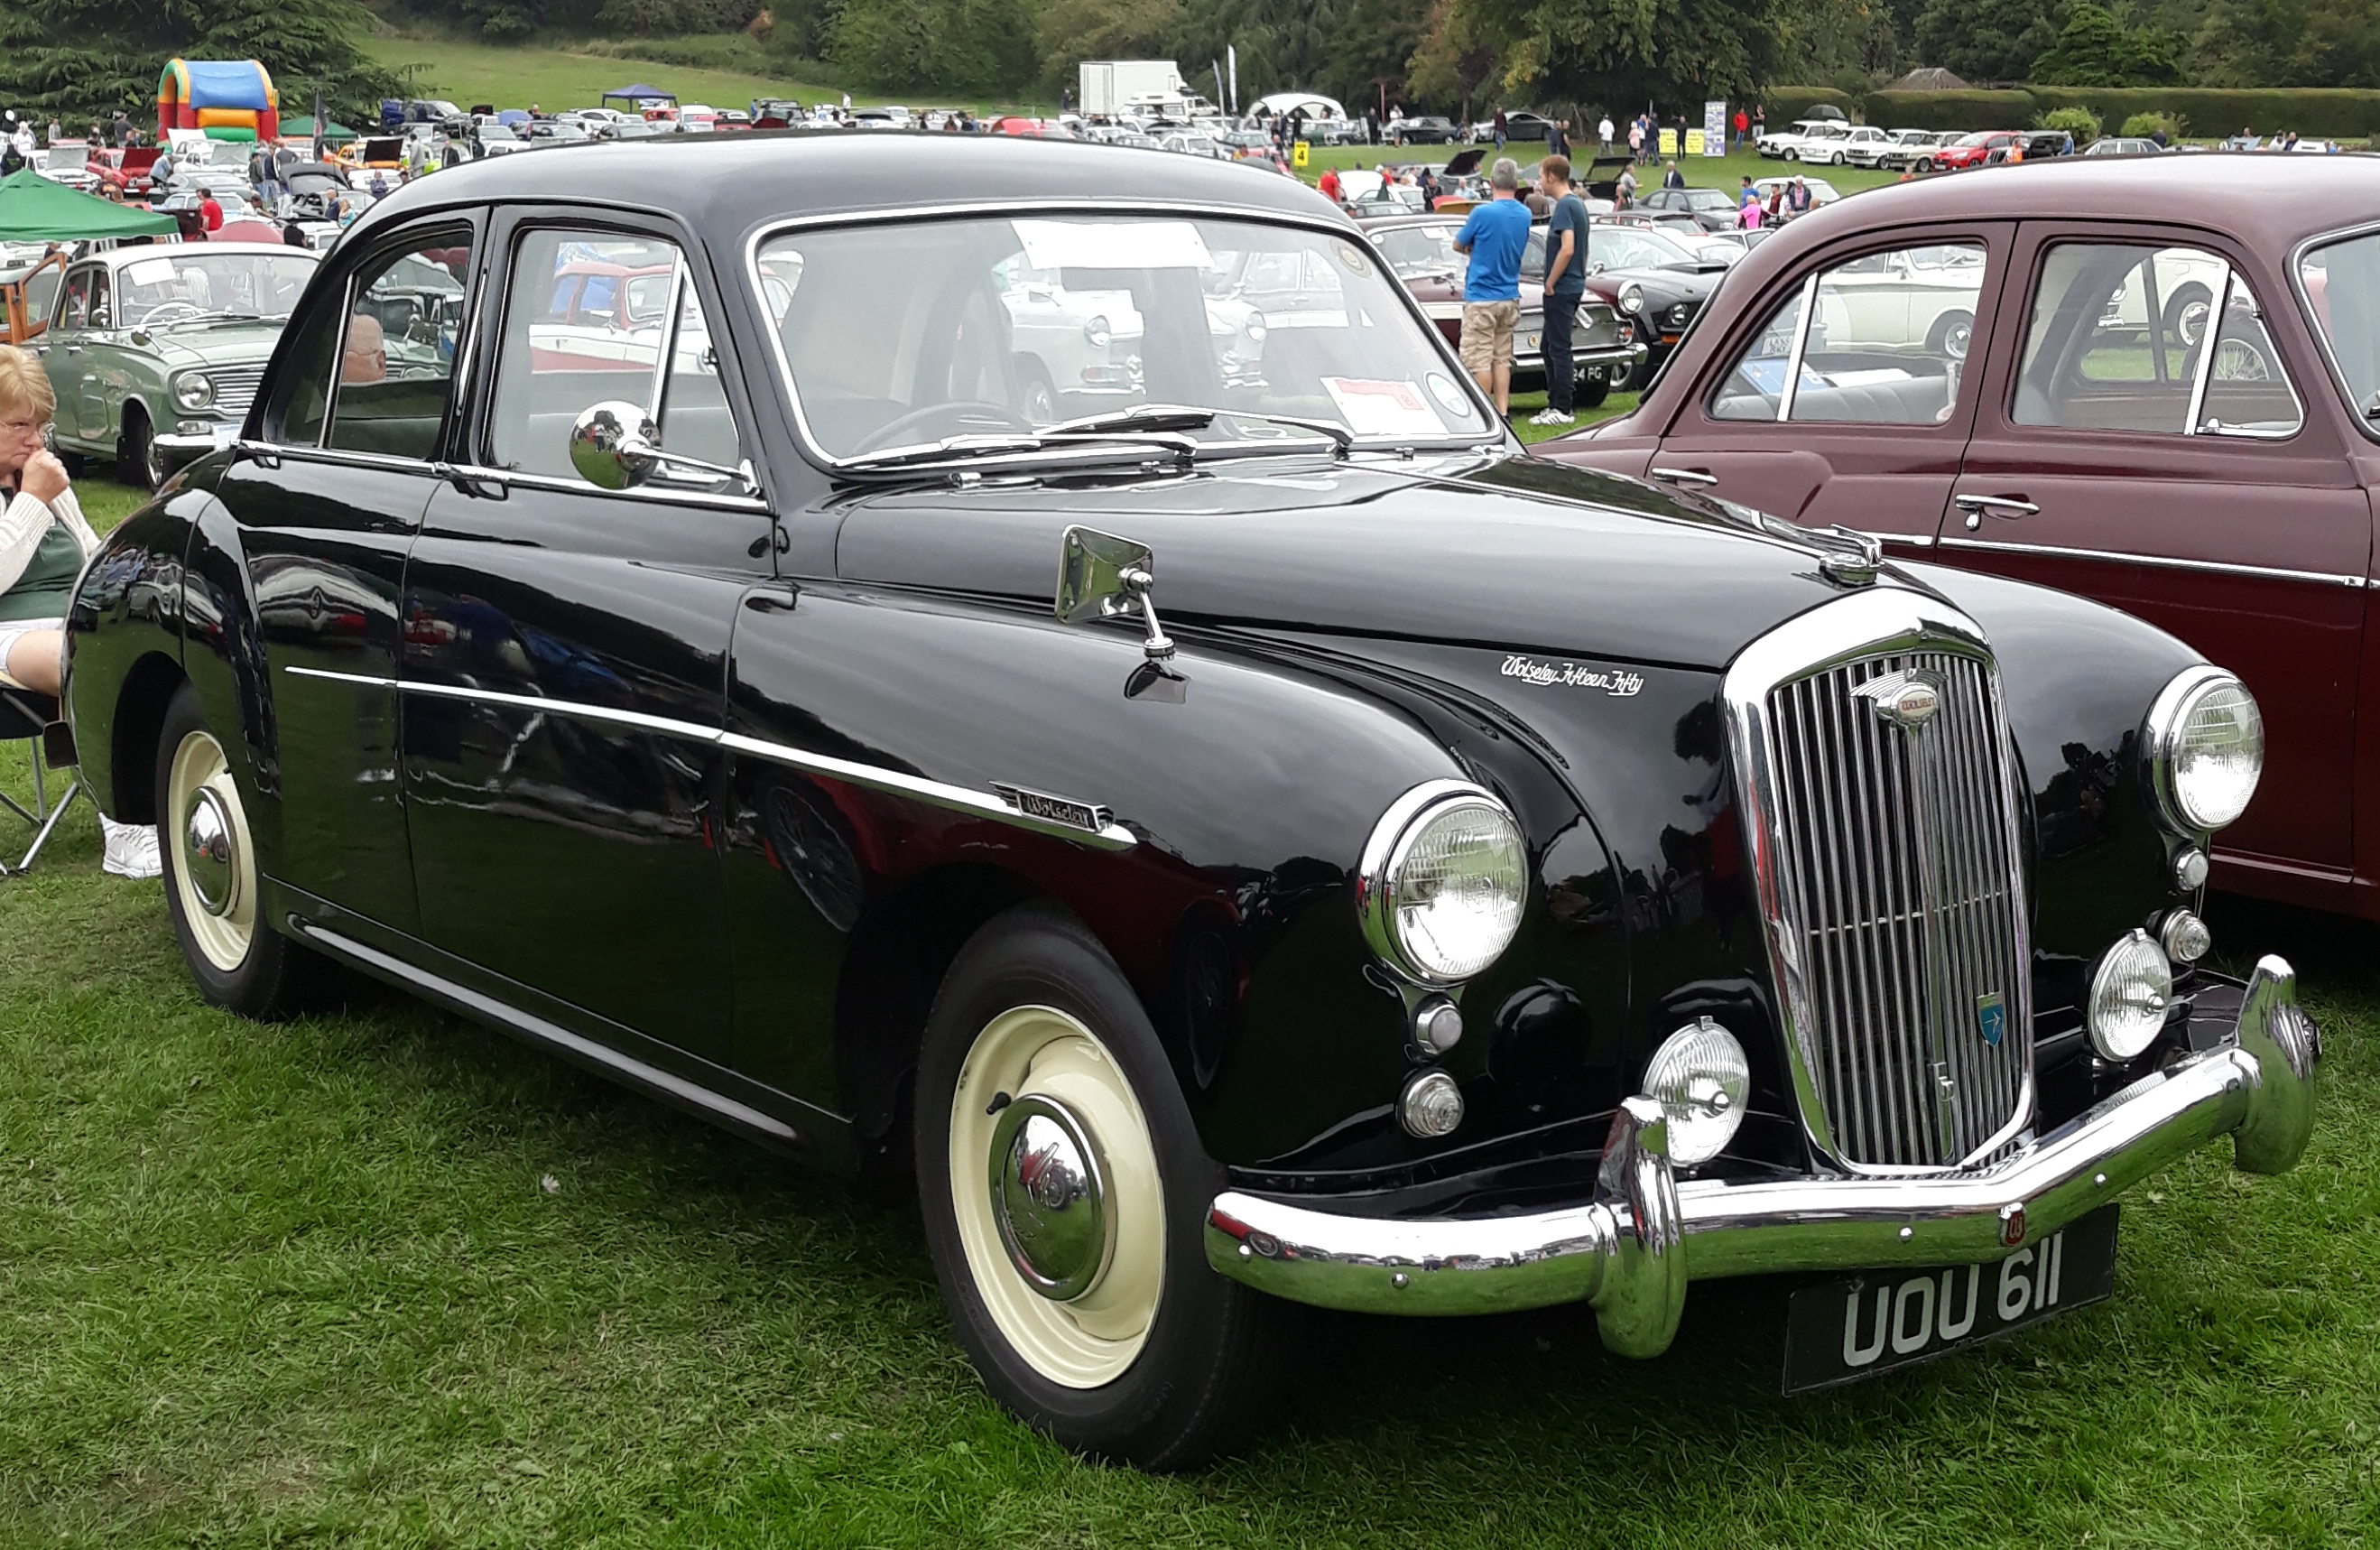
[0,488,99,602]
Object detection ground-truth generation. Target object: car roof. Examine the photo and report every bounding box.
[1792,152,2380,242]
[102,243,310,264]
[350,133,1342,249]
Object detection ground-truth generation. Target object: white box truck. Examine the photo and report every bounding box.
[1078,60,1192,117]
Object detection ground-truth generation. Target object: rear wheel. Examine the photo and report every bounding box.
[1916,157,1936,173]
[1830,150,1847,165]
[916,903,1283,1469]
[2165,283,2214,349]
[1926,308,1975,362]
[155,681,324,1018]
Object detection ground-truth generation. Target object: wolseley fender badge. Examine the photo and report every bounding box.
[1853,668,1943,729]
[992,783,1114,836]
[1499,655,1644,697]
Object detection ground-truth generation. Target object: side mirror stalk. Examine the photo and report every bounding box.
[1055,526,1177,662]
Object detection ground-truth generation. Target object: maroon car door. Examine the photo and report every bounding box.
[1945,221,2371,885]
[1632,220,2013,552]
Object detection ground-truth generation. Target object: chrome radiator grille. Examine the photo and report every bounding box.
[208,365,267,418]
[1755,647,2029,1170]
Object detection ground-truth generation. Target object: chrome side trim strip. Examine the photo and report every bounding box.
[1933,535,2368,588]
[280,664,1136,849]
[287,919,805,1146]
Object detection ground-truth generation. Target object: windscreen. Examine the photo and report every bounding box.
[115,250,319,324]
[2299,233,2380,422]
[757,215,1490,458]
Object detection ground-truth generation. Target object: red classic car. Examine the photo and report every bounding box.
[1542,154,2380,917]
[1933,131,2023,171]
[86,144,163,199]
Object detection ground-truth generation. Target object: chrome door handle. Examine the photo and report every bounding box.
[1955,493,2039,530]
[1651,466,1719,487]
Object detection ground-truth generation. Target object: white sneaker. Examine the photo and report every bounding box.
[1533,408,1576,426]
[101,816,162,880]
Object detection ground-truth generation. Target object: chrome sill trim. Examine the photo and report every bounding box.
[288,919,805,1146]
[1934,535,2367,588]
[280,665,1135,849]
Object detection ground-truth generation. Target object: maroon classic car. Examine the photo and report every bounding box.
[1543,155,2380,917]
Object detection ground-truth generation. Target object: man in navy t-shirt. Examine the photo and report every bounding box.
[1531,155,1592,425]
[1451,157,1531,416]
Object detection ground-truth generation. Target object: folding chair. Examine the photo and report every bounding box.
[0,686,80,876]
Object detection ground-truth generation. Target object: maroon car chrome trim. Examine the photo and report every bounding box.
[1934,536,2369,588]
[279,665,1140,849]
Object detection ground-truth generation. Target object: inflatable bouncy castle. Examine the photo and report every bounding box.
[157,59,280,144]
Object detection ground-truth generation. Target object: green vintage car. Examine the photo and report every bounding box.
[35,243,319,490]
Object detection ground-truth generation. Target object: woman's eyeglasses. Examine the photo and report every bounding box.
[1,419,54,439]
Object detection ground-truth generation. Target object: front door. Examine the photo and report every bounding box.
[1644,222,2011,549]
[211,215,483,935]
[1947,223,2371,881]
[401,212,773,1066]
[45,263,111,445]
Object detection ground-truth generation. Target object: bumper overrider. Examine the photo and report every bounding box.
[1206,958,2319,1359]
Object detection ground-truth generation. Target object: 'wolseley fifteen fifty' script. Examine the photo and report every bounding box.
[1500,656,1646,697]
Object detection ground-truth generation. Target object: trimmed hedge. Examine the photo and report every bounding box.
[1761,87,1857,125]
[1772,83,2380,138]
[1861,89,2039,130]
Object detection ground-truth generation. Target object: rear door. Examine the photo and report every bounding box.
[1635,221,2012,549]
[1945,222,2370,880]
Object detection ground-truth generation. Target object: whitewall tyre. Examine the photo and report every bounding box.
[154,681,324,1020]
[916,903,1284,1469]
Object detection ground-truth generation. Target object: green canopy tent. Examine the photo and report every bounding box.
[278,115,357,145]
[0,169,176,242]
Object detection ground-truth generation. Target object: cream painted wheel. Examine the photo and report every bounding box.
[167,728,256,972]
[948,1005,1164,1388]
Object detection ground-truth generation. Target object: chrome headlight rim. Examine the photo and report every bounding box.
[172,372,215,411]
[1616,280,1645,315]
[2144,664,2264,833]
[2088,927,2174,1063]
[1356,778,1526,988]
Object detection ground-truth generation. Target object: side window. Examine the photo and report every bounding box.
[2014,242,2299,437]
[486,227,745,490]
[57,269,90,330]
[325,231,473,459]
[1710,241,1985,423]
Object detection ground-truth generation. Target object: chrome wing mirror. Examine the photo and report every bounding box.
[1055,525,1174,661]
[568,400,755,494]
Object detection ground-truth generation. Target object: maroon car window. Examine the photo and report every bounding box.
[2198,284,2302,436]
[1710,242,1983,424]
[2297,233,2380,425]
[2014,244,2223,433]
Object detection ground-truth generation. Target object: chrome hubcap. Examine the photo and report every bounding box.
[182,787,236,917]
[988,1095,1113,1302]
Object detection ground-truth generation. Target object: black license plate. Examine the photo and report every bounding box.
[1782,1205,2119,1395]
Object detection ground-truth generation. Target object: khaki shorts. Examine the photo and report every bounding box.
[1459,300,1522,374]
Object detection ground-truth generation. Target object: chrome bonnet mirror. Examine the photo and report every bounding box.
[1055,525,1174,661]
[569,399,662,490]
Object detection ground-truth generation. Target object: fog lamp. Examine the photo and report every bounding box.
[1642,1016,1750,1165]
[1399,1069,1464,1138]
[2161,909,2211,964]
[2088,928,2173,1062]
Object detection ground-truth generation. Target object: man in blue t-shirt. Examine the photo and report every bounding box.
[1531,154,1593,426]
[1451,157,1532,416]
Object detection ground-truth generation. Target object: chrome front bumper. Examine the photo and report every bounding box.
[1206,957,2319,1359]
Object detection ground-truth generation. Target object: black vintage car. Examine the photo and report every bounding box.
[62,135,2317,1469]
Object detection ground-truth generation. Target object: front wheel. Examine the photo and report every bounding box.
[916,903,1283,1469]
[1927,308,1975,362]
[1916,157,1935,173]
[120,406,167,494]
[1577,367,1611,408]
[155,681,325,1018]
[1830,150,1846,165]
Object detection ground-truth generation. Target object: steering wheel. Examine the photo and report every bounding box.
[136,301,202,325]
[853,400,1033,454]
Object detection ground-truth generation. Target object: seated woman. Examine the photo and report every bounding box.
[0,344,159,877]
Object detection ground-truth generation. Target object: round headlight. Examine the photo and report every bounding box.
[1617,281,1645,315]
[2146,666,2264,831]
[1357,781,1526,984]
[1083,314,1112,348]
[2088,928,2173,1062]
[1642,1016,1750,1165]
[174,373,215,411]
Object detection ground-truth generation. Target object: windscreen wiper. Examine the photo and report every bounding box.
[1046,403,1355,456]
[835,428,1202,475]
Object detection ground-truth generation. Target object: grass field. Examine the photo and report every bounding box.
[0,475,2374,1545]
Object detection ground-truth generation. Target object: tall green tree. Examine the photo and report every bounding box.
[1910,0,2060,81]
[1427,0,1784,121]
[0,0,403,125]
[831,0,1040,92]
[2187,0,2380,87]
[2030,1,2181,84]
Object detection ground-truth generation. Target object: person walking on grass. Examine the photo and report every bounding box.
[1662,158,1685,190]
[1531,154,1591,428]
[1451,157,1530,420]
[1598,114,1613,151]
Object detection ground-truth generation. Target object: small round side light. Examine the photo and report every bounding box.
[2172,846,2209,892]
[1399,1070,1465,1138]
[2161,909,2211,965]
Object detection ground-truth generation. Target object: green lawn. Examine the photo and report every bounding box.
[1297,141,1912,199]
[5,478,2371,1545]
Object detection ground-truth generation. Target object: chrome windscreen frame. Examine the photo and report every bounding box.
[1720,585,2036,1178]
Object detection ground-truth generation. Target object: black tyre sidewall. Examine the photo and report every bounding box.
[915,902,1273,1470]
[154,680,311,1019]
[121,408,161,494]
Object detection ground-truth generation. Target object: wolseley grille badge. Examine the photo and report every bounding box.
[1853,668,1943,729]
[1976,991,2007,1049]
